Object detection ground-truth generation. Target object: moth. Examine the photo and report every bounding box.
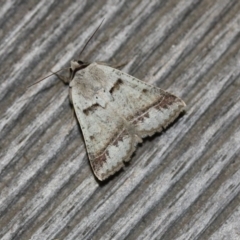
[60,60,185,181]
[38,21,186,181]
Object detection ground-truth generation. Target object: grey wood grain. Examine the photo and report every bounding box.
[0,0,239,239]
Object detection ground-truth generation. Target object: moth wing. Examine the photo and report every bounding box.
[70,63,185,180]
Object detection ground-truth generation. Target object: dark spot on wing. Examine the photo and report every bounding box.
[83,103,99,115]
[110,78,123,93]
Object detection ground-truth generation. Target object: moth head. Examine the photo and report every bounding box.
[69,19,104,80]
[70,60,87,70]
[70,60,89,79]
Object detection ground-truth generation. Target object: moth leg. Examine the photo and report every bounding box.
[56,73,70,84]
[51,71,70,84]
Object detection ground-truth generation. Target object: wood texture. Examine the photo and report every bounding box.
[0,0,239,239]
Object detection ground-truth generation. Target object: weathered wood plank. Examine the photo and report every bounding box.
[0,0,239,239]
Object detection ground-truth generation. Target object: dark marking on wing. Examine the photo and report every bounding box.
[83,103,99,115]
[112,129,126,147]
[91,150,109,172]
[110,78,123,93]
[155,94,179,110]
[131,93,180,124]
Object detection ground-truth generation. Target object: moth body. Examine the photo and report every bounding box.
[64,60,185,181]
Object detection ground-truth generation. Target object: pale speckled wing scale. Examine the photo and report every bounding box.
[70,63,186,180]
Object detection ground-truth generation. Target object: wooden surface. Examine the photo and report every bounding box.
[0,0,240,239]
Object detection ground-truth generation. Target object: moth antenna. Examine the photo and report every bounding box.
[79,18,104,58]
[28,68,68,88]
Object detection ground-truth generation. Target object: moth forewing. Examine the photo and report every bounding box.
[68,61,186,181]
